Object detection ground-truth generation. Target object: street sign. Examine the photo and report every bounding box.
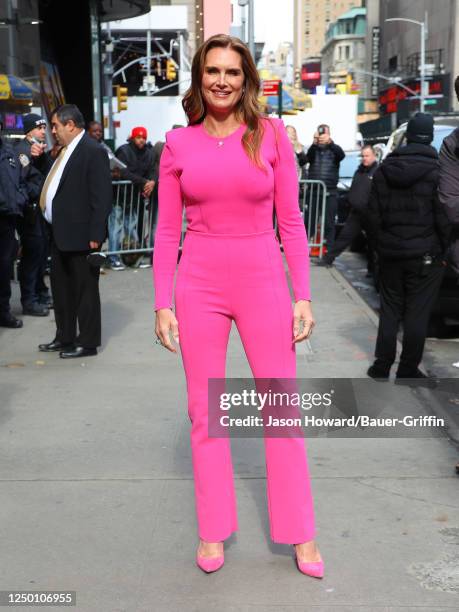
[262,80,280,96]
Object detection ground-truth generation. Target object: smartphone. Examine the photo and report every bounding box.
[318,126,326,135]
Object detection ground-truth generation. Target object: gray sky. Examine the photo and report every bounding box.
[231,0,294,52]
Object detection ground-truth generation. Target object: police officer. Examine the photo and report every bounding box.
[0,120,32,327]
[16,114,54,315]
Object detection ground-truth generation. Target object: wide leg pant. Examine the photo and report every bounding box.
[174,228,316,544]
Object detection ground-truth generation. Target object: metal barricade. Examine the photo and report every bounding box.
[104,179,327,262]
[299,179,328,259]
[102,181,157,262]
[273,179,328,259]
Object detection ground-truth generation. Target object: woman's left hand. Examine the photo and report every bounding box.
[292,300,315,343]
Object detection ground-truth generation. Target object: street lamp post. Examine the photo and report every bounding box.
[238,0,255,59]
[385,12,428,112]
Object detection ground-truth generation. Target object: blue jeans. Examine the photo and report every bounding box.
[108,205,138,262]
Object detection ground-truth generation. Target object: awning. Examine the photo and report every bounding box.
[0,74,39,101]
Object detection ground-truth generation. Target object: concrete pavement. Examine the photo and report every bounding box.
[0,262,458,612]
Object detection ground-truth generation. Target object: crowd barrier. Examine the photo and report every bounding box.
[102,180,157,260]
[299,179,328,259]
[103,179,327,260]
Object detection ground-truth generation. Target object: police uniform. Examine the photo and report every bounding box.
[15,116,53,315]
[0,135,29,327]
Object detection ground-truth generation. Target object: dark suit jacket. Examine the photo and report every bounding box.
[49,133,112,251]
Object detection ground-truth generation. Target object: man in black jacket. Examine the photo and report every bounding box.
[306,124,345,252]
[367,113,450,382]
[16,113,54,316]
[110,127,158,269]
[315,144,378,267]
[0,123,30,328]
[38,104,112,359]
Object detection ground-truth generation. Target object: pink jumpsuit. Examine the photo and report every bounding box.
[153,118,316,544]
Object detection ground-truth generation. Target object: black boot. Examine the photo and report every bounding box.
[395,366,437,388]
[0,312,23,328]
[367,361,391,381]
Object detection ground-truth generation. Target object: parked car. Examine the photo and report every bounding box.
[382,122,457,160]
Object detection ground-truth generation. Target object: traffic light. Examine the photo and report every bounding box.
[166,59,177,81]
[115,85,128,112]
[346,73,353,93]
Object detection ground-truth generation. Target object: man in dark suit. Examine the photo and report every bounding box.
[38,104,112,358]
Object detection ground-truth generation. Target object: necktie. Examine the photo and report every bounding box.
[39,146,68,212]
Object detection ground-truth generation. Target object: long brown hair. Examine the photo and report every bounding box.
[182,34,266,168]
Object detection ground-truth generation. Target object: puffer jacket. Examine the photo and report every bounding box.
[305,141,345,190]
[367,142,450,260]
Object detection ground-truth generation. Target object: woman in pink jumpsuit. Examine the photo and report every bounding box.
[153,34,323,577]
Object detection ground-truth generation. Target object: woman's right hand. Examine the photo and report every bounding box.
[155,308,179,353]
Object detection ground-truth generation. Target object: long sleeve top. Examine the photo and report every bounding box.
[152,117,310,310]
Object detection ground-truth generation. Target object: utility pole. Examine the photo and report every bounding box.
[385,13,428,112]
[248,0,255,59]
[146,29,152,96]
[103,24,115,141]
[238,0,255,58]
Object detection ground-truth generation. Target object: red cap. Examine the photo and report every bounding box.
[131,126,147,139]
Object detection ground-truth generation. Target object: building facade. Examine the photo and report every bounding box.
[293,0,363,74]
[0,0,150,134]
[321,7,366,95]
[378,0,459,115]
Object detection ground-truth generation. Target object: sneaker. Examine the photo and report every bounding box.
[110,258,125,271]
[138,255,152,269]
[22,302,49,317]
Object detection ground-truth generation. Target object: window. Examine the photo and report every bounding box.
[345,46,350,60]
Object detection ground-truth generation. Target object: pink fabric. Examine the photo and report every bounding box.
[153,118,310,310]
[152,118,316,544]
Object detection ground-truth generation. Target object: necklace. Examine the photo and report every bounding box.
[202,119,242,147]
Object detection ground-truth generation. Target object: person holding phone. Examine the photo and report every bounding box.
[305,124,345,253]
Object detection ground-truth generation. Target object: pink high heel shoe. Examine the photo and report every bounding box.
[293,546,324,579]
[196,542,224,573]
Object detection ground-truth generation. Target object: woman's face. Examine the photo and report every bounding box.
[286,126,297,143]
[201,47,245,115]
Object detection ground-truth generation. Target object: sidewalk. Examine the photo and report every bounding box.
[0,264,458,612]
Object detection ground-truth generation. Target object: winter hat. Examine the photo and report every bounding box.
[130,126,147,139]
[23,113,46,135]
[406,112,434,144]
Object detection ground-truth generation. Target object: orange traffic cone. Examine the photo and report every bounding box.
[310,226,327,257]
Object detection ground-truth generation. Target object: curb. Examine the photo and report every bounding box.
[327,265,459,447]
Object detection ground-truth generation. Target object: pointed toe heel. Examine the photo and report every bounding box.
[294,549,324,578]
[196,553,225,573]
